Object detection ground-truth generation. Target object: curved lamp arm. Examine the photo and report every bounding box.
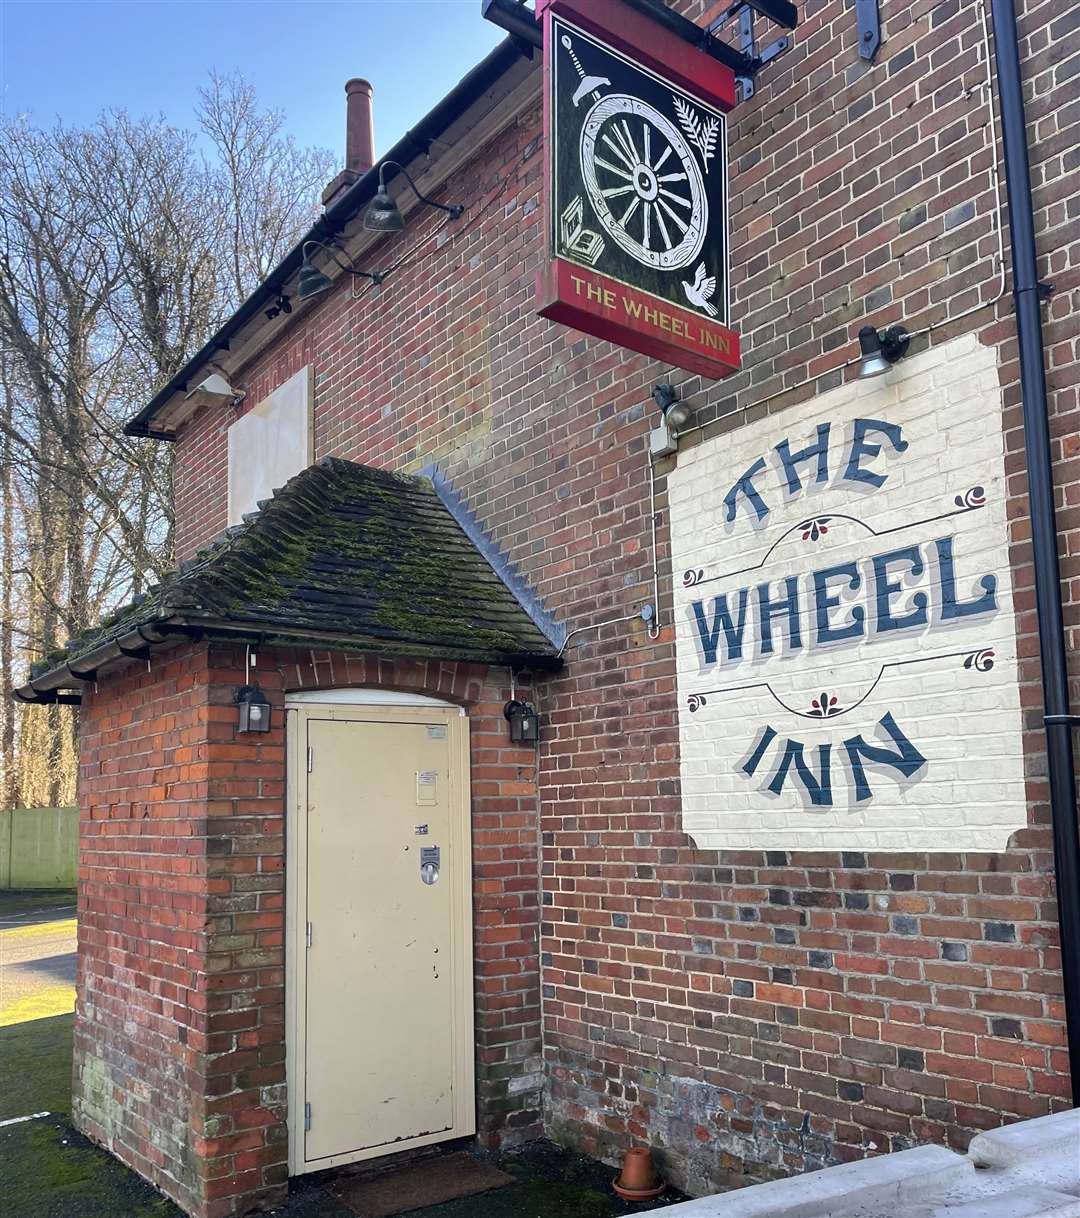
[302,239,384,284]
[377,161,465,220]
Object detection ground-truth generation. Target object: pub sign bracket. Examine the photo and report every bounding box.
[703,2,793,102]
[483,0,796,88]
[854,0,882,61]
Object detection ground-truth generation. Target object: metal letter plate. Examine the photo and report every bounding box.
[416,769,437,806]
[427,725,447,740]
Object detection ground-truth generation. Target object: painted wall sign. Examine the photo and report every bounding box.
[535,0,740,380]
[670,336,1028,851]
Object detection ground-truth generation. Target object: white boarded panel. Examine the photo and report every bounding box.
[227,366,313,525]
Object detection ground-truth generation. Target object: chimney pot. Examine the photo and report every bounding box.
[345,78,375,177]
[322,79,375,208]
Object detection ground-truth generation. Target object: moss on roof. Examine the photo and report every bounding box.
[30,458,560,682]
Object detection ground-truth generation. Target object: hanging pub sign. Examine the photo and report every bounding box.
[535,0,740,380]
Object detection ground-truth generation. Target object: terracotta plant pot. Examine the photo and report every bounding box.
[613,1147,665,1201]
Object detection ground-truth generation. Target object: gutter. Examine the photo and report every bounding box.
[124,35,527,440]
[13,621,179,703]
[14,612,563,703]
[990,0,1080,1103]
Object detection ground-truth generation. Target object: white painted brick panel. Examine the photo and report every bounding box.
[670,335,1027,851]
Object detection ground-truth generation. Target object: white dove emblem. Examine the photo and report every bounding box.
[682,263,718,317]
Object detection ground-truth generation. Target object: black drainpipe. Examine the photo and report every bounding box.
[990,0,1080,1103]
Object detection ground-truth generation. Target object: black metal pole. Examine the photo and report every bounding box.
[990,0,1080,1104]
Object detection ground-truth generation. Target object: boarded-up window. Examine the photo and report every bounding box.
[227,366,313,526]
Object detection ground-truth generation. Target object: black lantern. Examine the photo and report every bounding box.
[236,684,272,733]
[504,699,540,745]
[362,160,464,232]
[296,240,383,301]
[857,323,911,379]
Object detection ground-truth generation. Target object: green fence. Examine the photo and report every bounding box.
[0,807,78,889]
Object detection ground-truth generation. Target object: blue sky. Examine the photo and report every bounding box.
[1,1,505,156]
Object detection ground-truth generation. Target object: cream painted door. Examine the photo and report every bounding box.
[287,704,474,1173]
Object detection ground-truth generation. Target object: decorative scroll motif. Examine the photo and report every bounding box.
[963,648,995,672]
[684,489,991,592]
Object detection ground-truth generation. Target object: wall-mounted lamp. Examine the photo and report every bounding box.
[264,294,293,321]
[504,699,540,745]
[857,324,911,379]
[649,382,693,458]
[235,684,272,733]
[297,240,384,301]
[183,371,242,407]
[652,382,693,432]
[363,160,464,233]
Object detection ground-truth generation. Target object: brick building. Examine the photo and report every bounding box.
[16,0,1079,1216]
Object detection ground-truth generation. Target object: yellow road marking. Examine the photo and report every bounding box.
[0,982,75,1027]
[0,917,77,941]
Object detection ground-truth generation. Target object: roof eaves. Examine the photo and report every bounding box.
[124,35,528,440]
[14,457,563,702]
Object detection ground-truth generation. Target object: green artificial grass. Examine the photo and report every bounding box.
[0,1014,74,1120]
[0,1118,182,1218]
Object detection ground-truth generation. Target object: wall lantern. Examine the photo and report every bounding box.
[235,684,272,733]
[297,240,384,301]
[363,160,464,233]
[649,382,694,459]
[857,324,911,379]
[504,699,541,745]
[652,382,693,433]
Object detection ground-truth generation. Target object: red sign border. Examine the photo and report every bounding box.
[535,0,740,380]
[535,0,738,108]
[537,257,741,380]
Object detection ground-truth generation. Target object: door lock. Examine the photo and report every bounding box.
[420,845,441,885]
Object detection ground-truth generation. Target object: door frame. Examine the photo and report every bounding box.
[284,691,475,1176]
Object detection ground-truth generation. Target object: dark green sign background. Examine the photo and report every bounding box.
[550,15,729,325]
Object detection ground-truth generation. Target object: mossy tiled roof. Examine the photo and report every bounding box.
[28,458,561,685]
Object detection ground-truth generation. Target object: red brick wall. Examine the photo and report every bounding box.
[157,0,1078,1201]
[74,642,223,1213]
[74,642,541,1217]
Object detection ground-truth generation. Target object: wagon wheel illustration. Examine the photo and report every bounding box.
[580,95,708,272]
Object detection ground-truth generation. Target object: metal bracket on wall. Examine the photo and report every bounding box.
[855,0,882,61]
[482,0,796,100]
[704,2,792,103]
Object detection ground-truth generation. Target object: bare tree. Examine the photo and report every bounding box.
[1,356,16,809]
[198,71,337,304]
[0,77,333,806]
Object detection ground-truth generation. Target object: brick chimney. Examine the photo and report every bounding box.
[322,78,375,208]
